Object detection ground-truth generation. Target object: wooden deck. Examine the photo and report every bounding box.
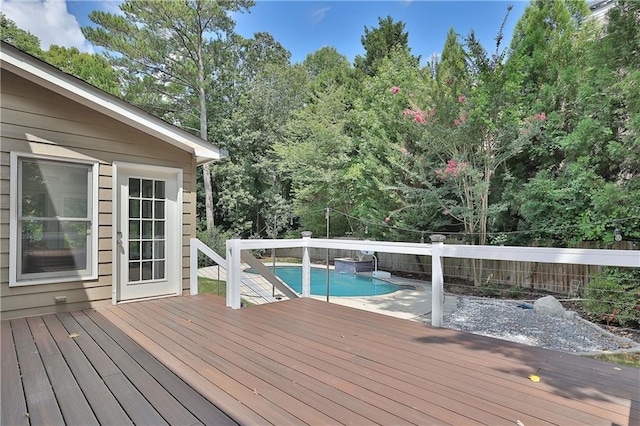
[2,295,639,425]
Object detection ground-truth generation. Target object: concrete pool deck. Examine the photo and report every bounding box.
[312,273,460,324]
[198,263,459,325]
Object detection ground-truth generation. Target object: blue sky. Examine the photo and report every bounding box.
[1,0,528,64]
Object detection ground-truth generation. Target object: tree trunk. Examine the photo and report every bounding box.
[198,43,215,232]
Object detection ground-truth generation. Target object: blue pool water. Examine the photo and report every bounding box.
[257,266,400,297]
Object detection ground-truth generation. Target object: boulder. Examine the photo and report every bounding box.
[533,295,566,318]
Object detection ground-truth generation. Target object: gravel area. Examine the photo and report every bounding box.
[443,298,640,354]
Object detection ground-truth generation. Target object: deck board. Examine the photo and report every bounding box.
[1,321,28,426]
[40,313,134,425]
[2,294,638,425]
[26,316,99,426]
[78,310,236,426]
[63,311,202,426]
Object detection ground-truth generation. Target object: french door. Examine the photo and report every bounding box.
[117,165,181,301]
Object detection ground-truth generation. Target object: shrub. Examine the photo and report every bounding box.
[196,226,233,267]
[584,267,640,328]
[479,281,501,298]
[506,285,525,299]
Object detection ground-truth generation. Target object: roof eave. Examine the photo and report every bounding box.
[0,42,227,163]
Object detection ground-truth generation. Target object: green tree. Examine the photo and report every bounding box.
[303,46,350,79]
[215,62,309,236]
[354,16,419,76]
[275,82,356,237]
[42,45,120,95]
[0,13,43,57]
[83,0,254,233]
[510,0,640,245]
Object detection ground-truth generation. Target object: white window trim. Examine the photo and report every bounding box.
[9,152,99,286]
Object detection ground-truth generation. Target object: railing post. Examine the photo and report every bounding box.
[430,234,446,327]
[190,238,198,295]
[226,238,241,309]
[301,231,312,297]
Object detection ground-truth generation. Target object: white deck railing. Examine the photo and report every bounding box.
[223,235,640,327]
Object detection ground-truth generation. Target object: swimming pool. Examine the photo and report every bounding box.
[255,266,401,297]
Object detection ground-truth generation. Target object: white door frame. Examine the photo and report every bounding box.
[112,162,183,304]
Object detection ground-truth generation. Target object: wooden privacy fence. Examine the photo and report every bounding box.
[275,240,638,295]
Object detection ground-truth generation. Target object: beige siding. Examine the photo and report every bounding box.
[1,70,198,319]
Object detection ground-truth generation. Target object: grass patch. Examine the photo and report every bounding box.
[198,277,226,297]
[196,276,254,307]
[583,351,640,368]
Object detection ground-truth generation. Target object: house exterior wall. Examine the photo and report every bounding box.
[1,69,198,319]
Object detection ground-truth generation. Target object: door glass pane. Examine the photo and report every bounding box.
[129,262,140,282]
[129,220,140,239]
[154,261,165,279]
[155,181,165,198]
[141,261,153,280]
[142,220,153,238]
[154,221,164,238]
[129,241,140,260]
[129,178,140,197]
[126,177,168,283]
[142,179,153,198]
[154,201,165,219]
[129,199,140,218]
[142,241,153,259]
[154,241,165,259]
[142,200,153,218]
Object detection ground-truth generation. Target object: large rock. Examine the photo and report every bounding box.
[533,295,566,318]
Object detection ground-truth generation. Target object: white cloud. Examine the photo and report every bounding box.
[1,0,93,53]
[310,6,331,25]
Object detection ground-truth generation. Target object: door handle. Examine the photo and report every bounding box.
[117,231,123,246]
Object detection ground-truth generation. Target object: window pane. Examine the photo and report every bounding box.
[21,160,88,218]
[142,179,153,198]
[129,178,140,197]
[21,220,88,274]
[17,158,94,282]
[63,197,87,217]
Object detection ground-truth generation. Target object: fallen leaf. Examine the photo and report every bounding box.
[516,420,525,426]
[528,374,541,382]
[253,388,258,395]
[69,333,80,338]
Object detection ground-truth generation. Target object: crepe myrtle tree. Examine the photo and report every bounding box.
[393,86,547,238]
[388,27,548,283]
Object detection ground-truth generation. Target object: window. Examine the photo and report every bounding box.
[10,154,98,286]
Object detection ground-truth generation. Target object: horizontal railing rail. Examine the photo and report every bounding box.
[224,235,640,327]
